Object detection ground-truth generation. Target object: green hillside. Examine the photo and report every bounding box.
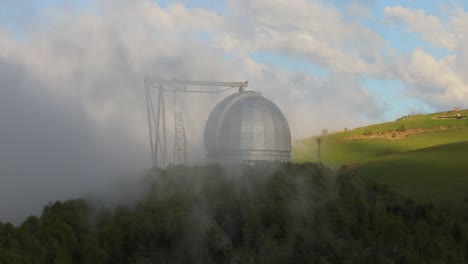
[293,109,468,202]
[355,141,468,202]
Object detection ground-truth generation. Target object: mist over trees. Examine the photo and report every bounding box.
[0,163,467,263]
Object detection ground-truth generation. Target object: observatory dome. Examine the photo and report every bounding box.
[204,91,291,164]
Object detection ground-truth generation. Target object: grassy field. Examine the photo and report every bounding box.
[293,109,468,202]
[355,141,468,202]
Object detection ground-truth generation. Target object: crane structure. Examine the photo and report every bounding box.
[144,77,248,168]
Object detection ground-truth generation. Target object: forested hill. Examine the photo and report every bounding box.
[1,163,468,263]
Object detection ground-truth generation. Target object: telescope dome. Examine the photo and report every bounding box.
[204,91,291,164]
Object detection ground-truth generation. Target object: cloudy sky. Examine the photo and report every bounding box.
[0,0,467,222]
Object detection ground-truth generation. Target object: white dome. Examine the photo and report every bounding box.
[204,91,291,163]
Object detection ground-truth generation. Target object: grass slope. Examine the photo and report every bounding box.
[355,141,468,202]
[293,109,468,202]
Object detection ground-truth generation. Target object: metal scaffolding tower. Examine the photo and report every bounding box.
[144,77,248,169]
[173,112,187,165]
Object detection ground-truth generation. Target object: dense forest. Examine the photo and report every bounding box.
[1,163,467,263]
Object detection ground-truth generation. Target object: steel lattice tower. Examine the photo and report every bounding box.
[173,112,188,164]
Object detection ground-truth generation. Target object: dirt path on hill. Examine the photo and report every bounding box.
[344,126,450,141]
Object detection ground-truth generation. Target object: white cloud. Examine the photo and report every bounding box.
[0,0,390,163]
[132,1,221,32]
[401,48,468,106]
[385,5,458,50]
[385,5,468,108]
[217,0,386,75]
[346,3,372,19]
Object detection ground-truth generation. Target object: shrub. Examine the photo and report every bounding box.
[396,124,406,132]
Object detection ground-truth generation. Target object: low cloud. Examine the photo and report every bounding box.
[5,0,465,223]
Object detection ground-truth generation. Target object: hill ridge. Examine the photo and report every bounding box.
[293,109,468,202]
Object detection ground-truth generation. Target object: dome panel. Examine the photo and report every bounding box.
[204,91,291,163]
